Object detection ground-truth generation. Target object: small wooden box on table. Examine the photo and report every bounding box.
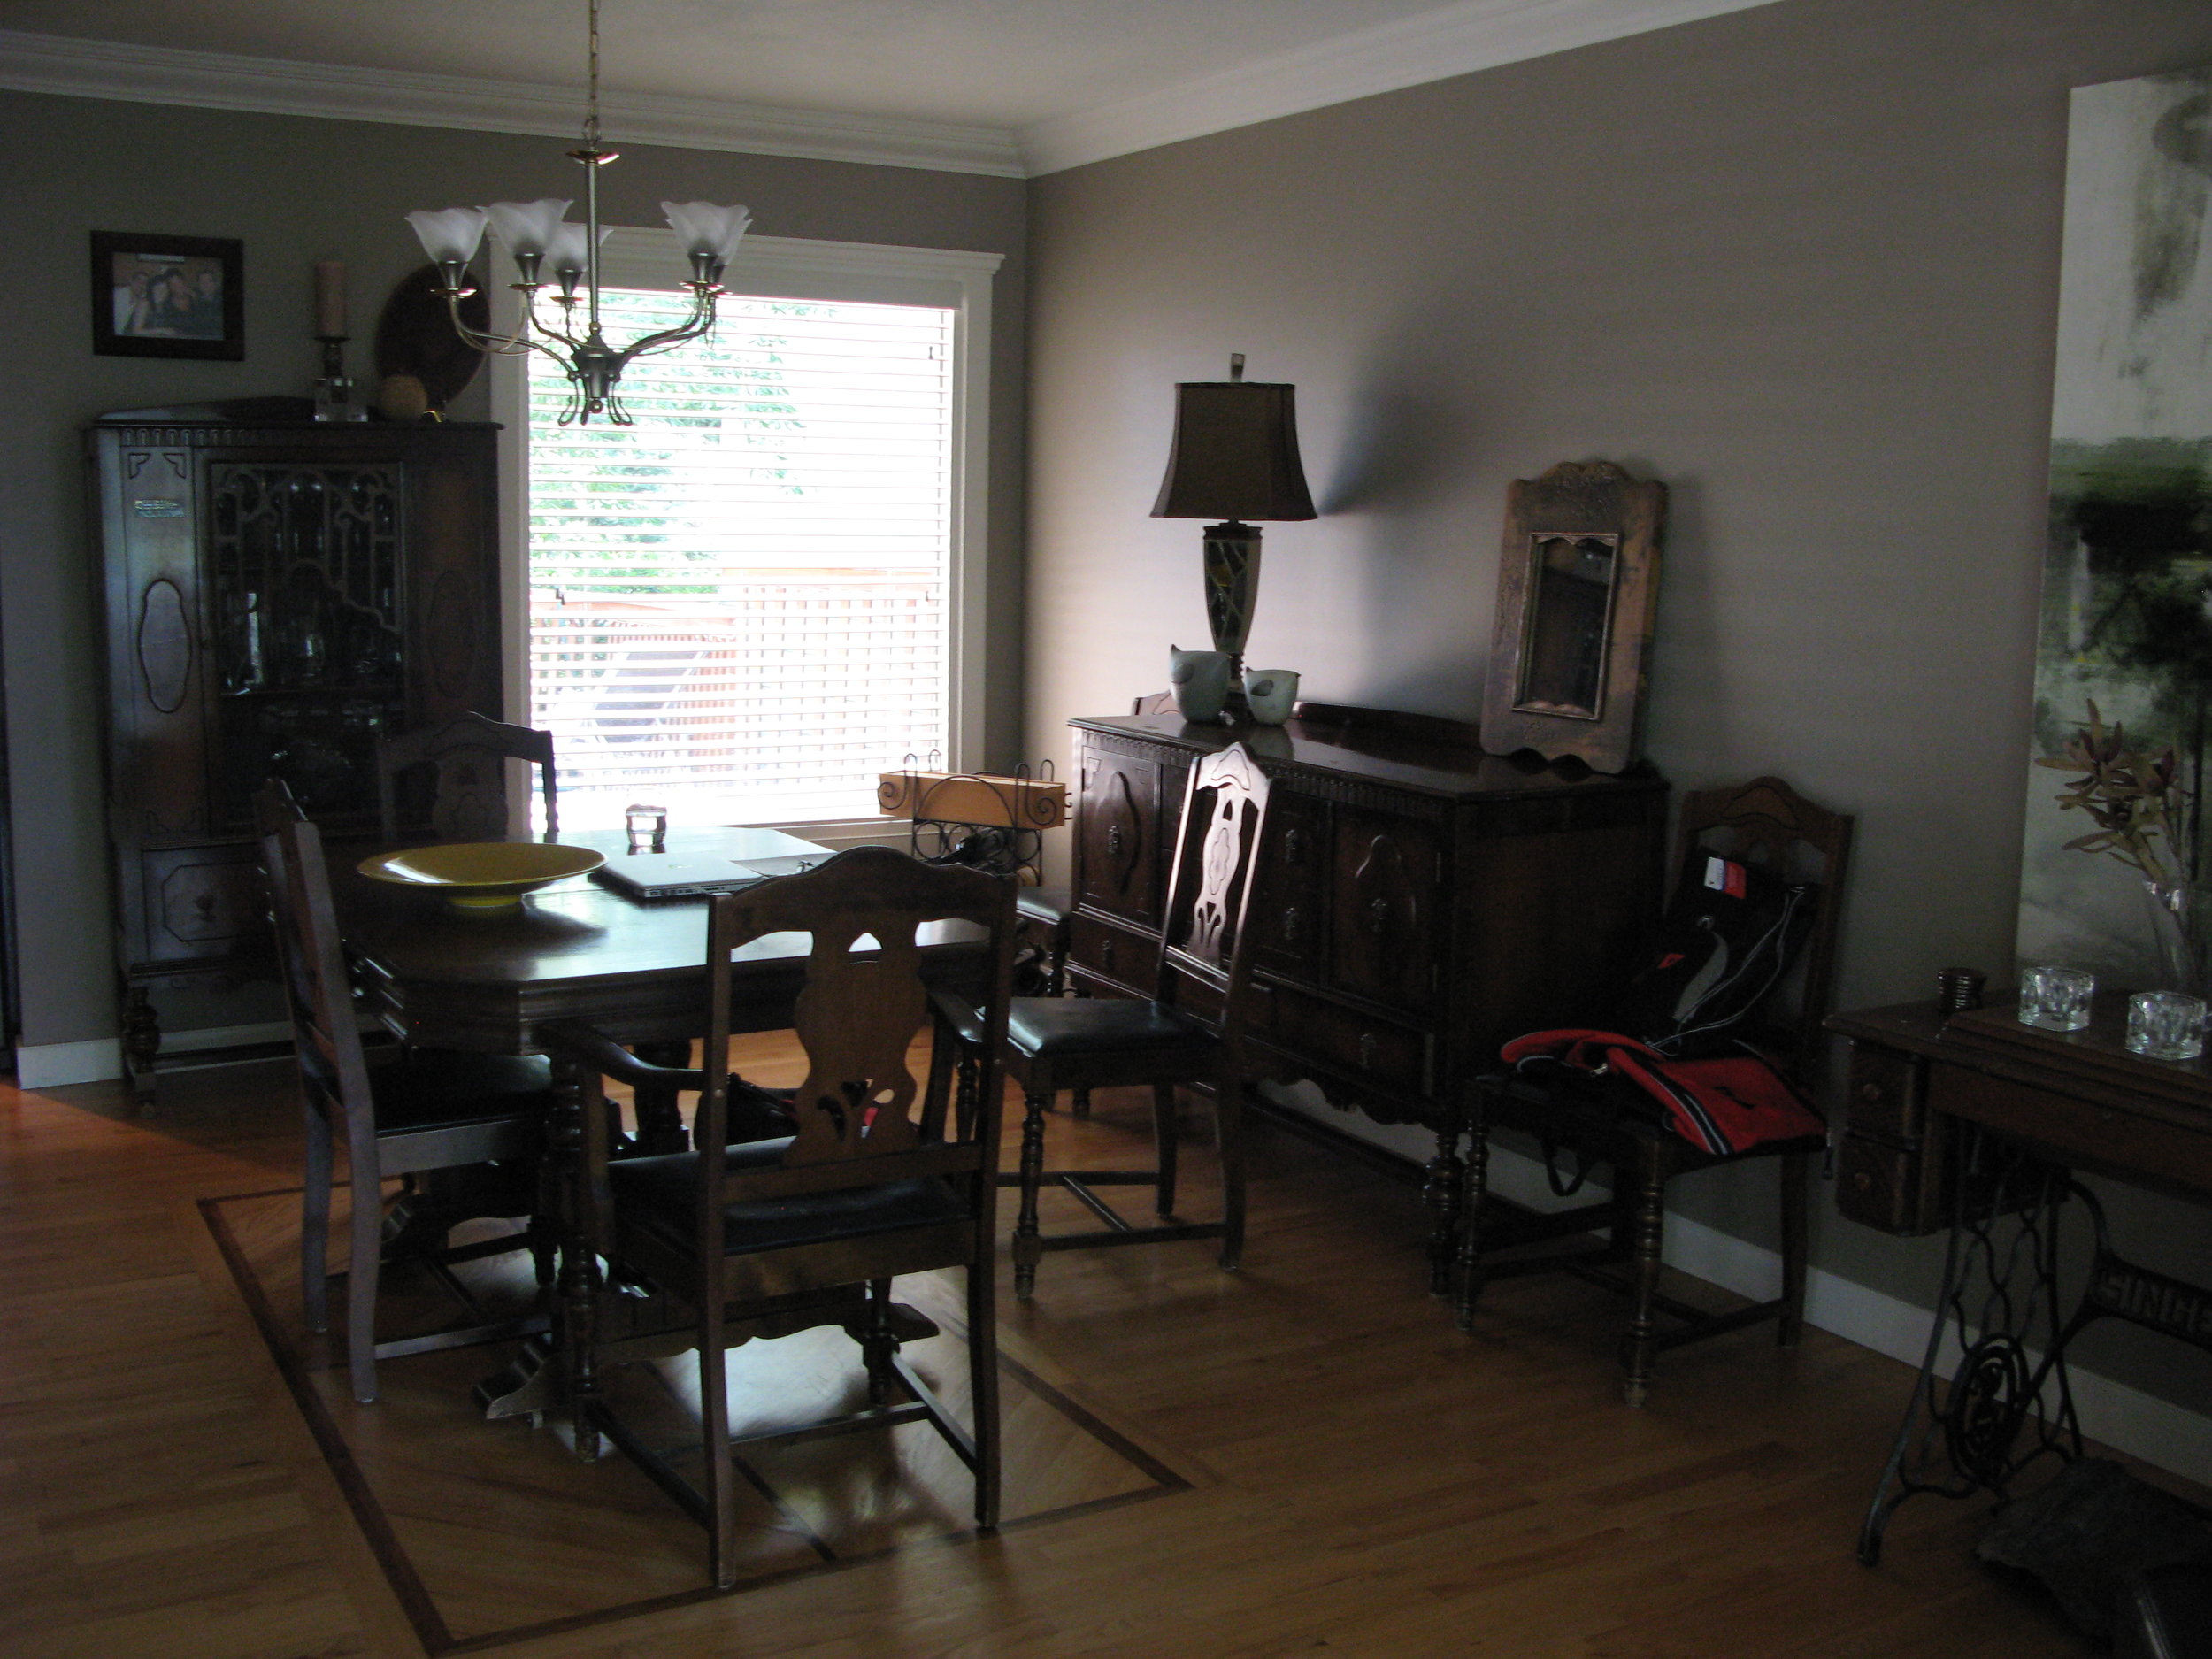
[1065,703,1669,1286]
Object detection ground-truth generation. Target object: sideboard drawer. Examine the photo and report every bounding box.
[1067,910,1156,996]
[1264,984,1432,1097]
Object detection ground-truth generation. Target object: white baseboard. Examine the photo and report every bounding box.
[15,1020,293,1089]
[15,1037,122,1089]
[1483,1141,2212,1491]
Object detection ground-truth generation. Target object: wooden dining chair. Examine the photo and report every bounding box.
[375,711,559,841]
[253,784,553,1404]
[1453,776,1853,1405]
[932,742,1273,1298]
[535,844,1018,1588]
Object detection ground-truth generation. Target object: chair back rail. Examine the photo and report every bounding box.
[1153,744,1273,1028]
[375,711,560,841]
[1672,775,1855,1082]
[254,783,380,1153]
[694,847,1017,1266]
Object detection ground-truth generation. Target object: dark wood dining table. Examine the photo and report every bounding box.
[331,824,992,1422]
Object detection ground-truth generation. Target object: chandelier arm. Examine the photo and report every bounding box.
[602,295,721,366]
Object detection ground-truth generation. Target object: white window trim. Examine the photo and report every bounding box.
[489,230,1001,831]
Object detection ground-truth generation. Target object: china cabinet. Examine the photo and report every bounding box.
[88,401,503,1102]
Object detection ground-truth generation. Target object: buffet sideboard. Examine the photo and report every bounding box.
[1066,703,1670,1286]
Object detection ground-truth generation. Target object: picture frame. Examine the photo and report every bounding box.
[91,232,244,360]
[1479,459,1666,774]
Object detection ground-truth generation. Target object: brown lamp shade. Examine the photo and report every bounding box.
[1151,380,1317,522]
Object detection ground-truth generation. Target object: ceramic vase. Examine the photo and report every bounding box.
[1168,645,1232,723]
[1246,668,1300,726]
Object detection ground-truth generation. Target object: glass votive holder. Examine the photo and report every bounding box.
[2018,964,2095,1032]
[2126,990,2206,1061]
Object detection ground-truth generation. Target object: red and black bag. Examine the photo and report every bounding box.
[1501,849,1825,1156]
[1498,1028,1823,1156]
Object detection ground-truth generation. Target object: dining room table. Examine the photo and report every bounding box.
[330,822,995,1425]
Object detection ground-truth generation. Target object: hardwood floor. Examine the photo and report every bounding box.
[0,1040,2170,1657]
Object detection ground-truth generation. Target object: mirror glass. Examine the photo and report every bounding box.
[1513,533,1620,720]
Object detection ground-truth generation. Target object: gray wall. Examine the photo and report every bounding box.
[1025,0,2212,1407]
[0,88,1025,1050]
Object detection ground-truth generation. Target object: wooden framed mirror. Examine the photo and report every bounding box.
[1480,460,1665,773]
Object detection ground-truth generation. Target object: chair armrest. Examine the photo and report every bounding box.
[534,1018,710,1091]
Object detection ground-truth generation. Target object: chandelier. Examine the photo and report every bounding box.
[404,0,749,425]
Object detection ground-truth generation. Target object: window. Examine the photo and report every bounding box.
[491,230,998,831]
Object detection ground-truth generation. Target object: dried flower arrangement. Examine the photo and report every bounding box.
[2037,702,2193,886]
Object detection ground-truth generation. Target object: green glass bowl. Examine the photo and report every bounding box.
[358,841,605,911]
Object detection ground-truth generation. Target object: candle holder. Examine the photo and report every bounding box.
[313,334,365,422]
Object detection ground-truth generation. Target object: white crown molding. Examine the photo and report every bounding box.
[1019,0,1786,174]
[0,27,1025,178]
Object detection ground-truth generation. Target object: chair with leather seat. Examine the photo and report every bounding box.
[376,710,560,841]
[933,742,1272,1299]
[1453,776,1853,1406]
[536,844,1018,1589]
[253,784,552,1404]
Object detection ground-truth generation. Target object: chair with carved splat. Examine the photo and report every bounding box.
[536,845,1018,1588]
[1454,776,1853,1406]
[932,742,1273,1298]
[376,711,559,841]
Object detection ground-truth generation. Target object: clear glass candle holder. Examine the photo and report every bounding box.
[2126,990,2205,1061]
[2018,964,2095,1032]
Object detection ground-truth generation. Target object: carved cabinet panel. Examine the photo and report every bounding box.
[1075,749,1163,925]
[1329,809,1444,1013]
[90,411,503,986]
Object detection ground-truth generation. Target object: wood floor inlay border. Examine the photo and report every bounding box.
[200,1188,1192,1656]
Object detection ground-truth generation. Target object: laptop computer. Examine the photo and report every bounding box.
[594,850,827,902]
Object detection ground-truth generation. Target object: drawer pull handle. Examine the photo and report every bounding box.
[1365,898,1389,936]
[1106,824,1124,856]
[1285,826,1304,862]
[1359,1031,1378,1069]
[1858,1082,1886,1103]
[1282,906,1302,942]
[1100,937,1116,972]
[1852,1171,1872,1192]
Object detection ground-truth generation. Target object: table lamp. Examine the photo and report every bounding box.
[1151,354,1317,695]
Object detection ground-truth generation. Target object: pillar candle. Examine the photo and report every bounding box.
[314,261,347,337]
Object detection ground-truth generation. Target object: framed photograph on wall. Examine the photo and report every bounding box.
[91,232,244,360]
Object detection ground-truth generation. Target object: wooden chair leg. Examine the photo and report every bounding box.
[1214,1068,1247,1272]
[699,1289,736,1589]
[968,1233,1002,1531]
[346,1153,383,1404]
[1453,1079,1493,1331]
[1150,1084,1180,1216]
[1012,1089,1049,1299]
[860,1278,898,1407]
[302,1104,333,1335]
[1778,1149,1809,1347]
[1620,1141,1668,1409]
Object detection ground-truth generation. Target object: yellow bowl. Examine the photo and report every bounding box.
[358,842,606,911]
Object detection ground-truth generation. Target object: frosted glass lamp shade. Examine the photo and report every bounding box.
[484,198,572,260]
[544,221,604,279]
[406,207,488,267]
[661,201,751,264]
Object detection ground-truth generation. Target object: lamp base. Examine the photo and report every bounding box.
[1201,519,1262,686]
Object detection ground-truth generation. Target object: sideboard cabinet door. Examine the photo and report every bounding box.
[1076,749,1164,926]
[1330,809,1445,1013]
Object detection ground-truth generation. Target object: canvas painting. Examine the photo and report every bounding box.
[2017,68,2212,982]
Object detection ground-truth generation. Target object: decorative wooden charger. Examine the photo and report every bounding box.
[374,264,492,415]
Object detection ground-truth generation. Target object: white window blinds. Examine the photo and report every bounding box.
[527,288,954,827]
